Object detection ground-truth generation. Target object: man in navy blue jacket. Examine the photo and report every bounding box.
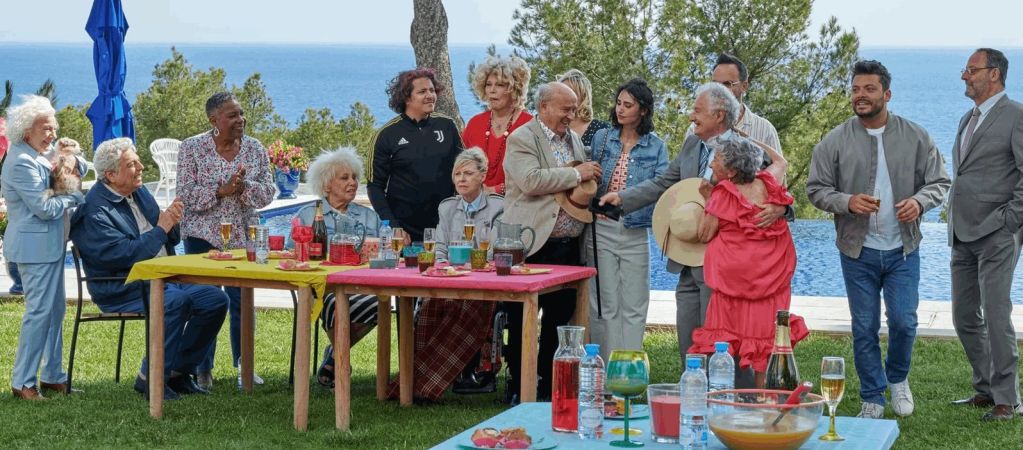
[69,138,227,400]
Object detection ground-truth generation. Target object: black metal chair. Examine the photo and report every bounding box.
[288,290,320,385]
[67,245,149,393]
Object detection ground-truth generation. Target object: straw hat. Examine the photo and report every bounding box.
[555,161,598,223]
[651,178,707,266]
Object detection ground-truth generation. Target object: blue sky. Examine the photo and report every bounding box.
[1,0,1020,48]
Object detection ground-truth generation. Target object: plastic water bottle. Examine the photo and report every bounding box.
[577,343,604,440]
[680,356,708,450]
[708,342,735,394]
[378,220,393,259]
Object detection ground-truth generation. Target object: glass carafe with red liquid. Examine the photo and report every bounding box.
[552,325,585,432]
[493,220,535,266]
[329,215,365,265]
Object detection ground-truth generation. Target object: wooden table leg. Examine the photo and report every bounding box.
[520,293,539,403]
[573,279,590,342]
[149,278,165,419]
[294,287,312,431]
[240,287,255,394]
[398,296,414,406]
[375,294,390,401]
[335,286,352,431]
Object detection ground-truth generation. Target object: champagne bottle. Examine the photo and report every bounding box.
[765,310,800,391]
[310,200,328,261]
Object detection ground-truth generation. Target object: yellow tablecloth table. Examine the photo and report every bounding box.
[126,250,362,431]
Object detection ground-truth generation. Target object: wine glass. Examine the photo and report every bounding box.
[391,227,405,258]
[606,349,650,448]
[819,356,846,441]
[478,220,491,252]
[220,221,233,251]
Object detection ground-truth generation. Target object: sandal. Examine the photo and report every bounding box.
[317,345,335,389]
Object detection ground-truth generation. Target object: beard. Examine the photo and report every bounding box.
[854,101,884,119]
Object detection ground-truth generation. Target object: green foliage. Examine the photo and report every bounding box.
[54,103,94,159]
[507,0,860,218]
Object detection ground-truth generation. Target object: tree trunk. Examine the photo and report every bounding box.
[411,0,463,129]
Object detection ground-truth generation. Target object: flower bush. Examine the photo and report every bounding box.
[267,139,309,172]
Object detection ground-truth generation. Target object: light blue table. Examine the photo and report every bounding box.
[431,403,899,449]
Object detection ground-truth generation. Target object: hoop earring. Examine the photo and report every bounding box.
[212,127,220,137]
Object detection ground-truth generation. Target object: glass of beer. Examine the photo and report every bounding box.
[463,221,476,242]
[423,228,436,253]
[819,356,846,441]
[220,221,233,251]
[477,220,491,251]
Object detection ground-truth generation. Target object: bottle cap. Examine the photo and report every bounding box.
[686,356,701,369]
[715,342,729,353]
[584,343,599,356]
[381,220,389,226]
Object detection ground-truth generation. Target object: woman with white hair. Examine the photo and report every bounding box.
[290,147,382,389]
[461,56,532,195]
[3,95,85,400]
[385,147,504,401]
[558,69,611,147]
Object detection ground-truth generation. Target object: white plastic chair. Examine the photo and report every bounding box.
[149,138,181,204]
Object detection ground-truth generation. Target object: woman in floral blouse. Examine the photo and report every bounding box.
[176,91,275,389]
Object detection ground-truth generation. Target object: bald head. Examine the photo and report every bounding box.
[536,82,578,136]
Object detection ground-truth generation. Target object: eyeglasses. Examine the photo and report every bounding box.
[716,80,742,88]
[961,66,995,76]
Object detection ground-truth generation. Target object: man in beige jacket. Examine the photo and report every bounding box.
[501,81,601,403]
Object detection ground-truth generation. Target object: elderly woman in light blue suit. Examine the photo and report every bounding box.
[3,95,84,400]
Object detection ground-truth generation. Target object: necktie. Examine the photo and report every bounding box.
[698,141,711,179]
[959,107,981,164]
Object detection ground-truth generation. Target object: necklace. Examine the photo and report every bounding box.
[485,108,518,139]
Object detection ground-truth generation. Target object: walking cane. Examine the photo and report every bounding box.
[591,211,602,319]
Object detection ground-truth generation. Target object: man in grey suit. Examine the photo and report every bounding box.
[502,81,601,403]
[599,82,787,363]
[948,48,1023,421]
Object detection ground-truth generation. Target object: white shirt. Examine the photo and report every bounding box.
[959,91,1007,149]
[862,126,903,251]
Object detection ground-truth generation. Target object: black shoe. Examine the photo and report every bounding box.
[168,374,209,395]
[133,375,180,401]
[317,345,336,389]
[452,372,497,395]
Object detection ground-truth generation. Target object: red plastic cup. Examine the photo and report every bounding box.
[268,235,285,251]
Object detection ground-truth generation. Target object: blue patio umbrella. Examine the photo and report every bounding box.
[85,0,135,147]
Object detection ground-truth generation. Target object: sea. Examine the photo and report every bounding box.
[3,43,1023,302]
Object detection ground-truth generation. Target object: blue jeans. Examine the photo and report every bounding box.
[839,247,920,406]
[98,282,227,377]
[184,237,244,372]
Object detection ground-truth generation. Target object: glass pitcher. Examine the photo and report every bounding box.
[330,215,366,265]
[552,325,586,432]
[493,220,535,266]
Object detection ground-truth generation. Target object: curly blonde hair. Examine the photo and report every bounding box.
[557,69,595,123]
[471,56,531,110]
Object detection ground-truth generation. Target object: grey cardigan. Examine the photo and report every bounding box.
[806,114,950,258]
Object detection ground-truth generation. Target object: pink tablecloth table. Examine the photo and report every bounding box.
[325,264,596,430]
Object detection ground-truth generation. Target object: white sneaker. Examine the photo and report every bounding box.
[236,370,265,389]
[857,402,884,419]
[889,380,915,417]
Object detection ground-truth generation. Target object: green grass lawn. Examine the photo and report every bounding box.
[0,299,1019,449]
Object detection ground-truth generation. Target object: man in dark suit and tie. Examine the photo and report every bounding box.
[948,47,1023,421]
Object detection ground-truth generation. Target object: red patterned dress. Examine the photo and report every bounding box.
[688,171,809,372]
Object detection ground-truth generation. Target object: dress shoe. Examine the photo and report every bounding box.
[194,371,213,391]
[951,394,995,408]
[39,381,83,394]
[11,386,46,401]
[133,375,180,401]
[982,404,1016,421]
[168,374,209,395]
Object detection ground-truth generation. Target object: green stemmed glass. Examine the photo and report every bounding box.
[606,350,650,448]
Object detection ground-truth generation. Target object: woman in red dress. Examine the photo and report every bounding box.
[689,133,809,387]
[461,56,532,195]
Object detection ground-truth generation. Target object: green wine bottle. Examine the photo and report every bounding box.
[765,310,800,392]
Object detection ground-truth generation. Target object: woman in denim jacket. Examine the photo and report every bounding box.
[584,78,668,361]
